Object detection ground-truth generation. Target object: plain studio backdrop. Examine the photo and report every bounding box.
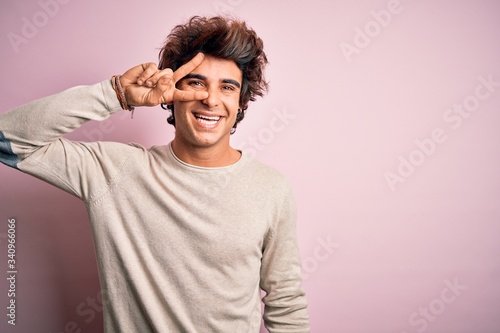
[1,0,499,332]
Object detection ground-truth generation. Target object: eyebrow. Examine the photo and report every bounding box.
[182,73,241,89]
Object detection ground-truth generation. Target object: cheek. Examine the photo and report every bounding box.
[225,96,241,114]
[172,101,194,116]
[227,106,240,121]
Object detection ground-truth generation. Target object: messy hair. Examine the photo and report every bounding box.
[158,16,269,132]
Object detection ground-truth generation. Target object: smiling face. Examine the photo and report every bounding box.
[171,56,243,164]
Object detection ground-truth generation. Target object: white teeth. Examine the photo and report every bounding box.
[194,114,221,122]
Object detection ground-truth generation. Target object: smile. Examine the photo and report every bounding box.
[193,113,222,127]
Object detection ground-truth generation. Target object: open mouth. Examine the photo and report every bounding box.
[193,113,222,126]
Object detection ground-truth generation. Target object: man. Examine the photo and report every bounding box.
[0,16,309,332]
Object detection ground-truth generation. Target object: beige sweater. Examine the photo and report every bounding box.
[0,80,309,332]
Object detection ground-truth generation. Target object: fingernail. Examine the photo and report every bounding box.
[137,80,143,85]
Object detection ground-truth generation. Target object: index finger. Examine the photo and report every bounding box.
[173,89,209,102]
[172,53,205,82]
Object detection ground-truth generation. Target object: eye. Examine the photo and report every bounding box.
[188,80,204,87]
[183,80,206,91]
[222,85,236,91]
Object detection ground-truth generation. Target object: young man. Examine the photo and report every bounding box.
[0,16,309,332]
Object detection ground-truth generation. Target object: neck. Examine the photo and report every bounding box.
[171,139,241,167]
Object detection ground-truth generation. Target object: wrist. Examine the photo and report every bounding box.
[111,75,135,118]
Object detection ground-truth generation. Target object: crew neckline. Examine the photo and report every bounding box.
[167,142,245,171]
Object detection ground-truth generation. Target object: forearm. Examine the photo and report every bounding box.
[0,79,121,168]
[261,187,310,332]
[261,253,310,332]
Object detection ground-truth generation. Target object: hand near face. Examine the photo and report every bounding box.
[119,53,209,107]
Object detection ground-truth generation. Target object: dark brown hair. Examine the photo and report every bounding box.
[158,16,269,132]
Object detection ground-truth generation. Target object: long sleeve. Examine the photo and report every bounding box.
[260,185,310,332]
[0,79,311,332]
[0,80,131,200]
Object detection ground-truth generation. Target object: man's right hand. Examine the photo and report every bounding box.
[119,52,209,107]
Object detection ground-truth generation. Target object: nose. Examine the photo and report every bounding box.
[202,86,221,108]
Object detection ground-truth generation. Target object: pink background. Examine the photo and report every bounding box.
[1,0,500,332]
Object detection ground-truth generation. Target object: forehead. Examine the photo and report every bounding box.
[190,56,242,83]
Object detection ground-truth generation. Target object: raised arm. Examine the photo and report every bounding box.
[0,53,208,199]
[0,53,208,169]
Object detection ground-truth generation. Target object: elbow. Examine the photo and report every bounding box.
[0,131,19,169]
